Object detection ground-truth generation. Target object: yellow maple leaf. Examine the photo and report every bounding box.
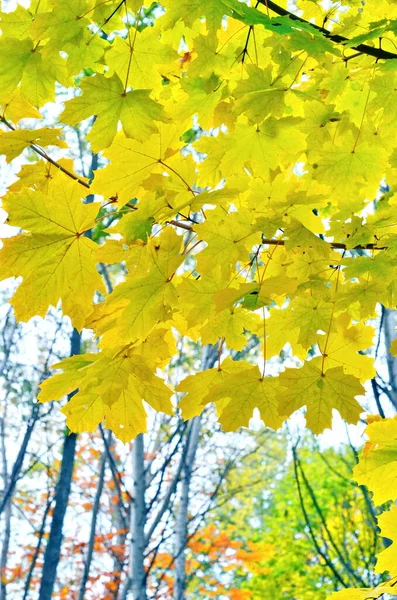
[38,354,97,404]
[375,506,397,575]
[207,363,284,431]
[220,118,306,177]
[0,37,67,107]
[39,344,173,441]
[104,390,148,443]
[91,228,183,345]
[160,0,231,32]
[328,579,397,600]
[92,124,193,206]
[178,359,285,430]
[9,159,88,193]
[177,357,251,421]
[232,65,289,122]
[0,127,66,162]
[195,208,259,277]
[176,269,227,332]
[62,73,168,151]
[62,393,105,434]
[106,25,178,90]
[353,416,397,506]
[0,88,42,122]
[317,314,376,383]
[278,357,364,434]
[1,178,104,329]
[200,306,260,351]
[30,0,91,43]
[309,132,387,211]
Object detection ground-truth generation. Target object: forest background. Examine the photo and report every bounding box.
[1,0,397,599]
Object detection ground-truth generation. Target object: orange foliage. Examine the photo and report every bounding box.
[229,589,252,600]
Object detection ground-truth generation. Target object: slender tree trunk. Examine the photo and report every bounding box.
[132,434,147,600]
[173,416,201,600]
[99,427,128,599]
[0,502,11,600]
[173,345,218,600]
[0,402,40,516]
[22,496,53,600]
[0,309,17,377]
[38,328,81,600]
[77,432,110,600]
[121,434,147,600]
[0,403,11,600]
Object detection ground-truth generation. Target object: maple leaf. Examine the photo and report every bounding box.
[91,124,193,206]
[309,133,387,211]
[178,359,285,430]
[0,127,66,162]
[89,228,184,345]
[105,25,178,90]
[0,4,33,39]
[1,178,104,329]
[278,357,364,434]
[328,582,397,600]
[29,0,91,43]
[375,505,397,575]
[269,296,334,354]
[0,88,42,123]
[62,393,105,434]
[177,358,248,420]
[173,74,226,130]
[160,0,232,32]
[62,73,168,151]
[195,208,259,277]
[38,354,97,404]
[104,390,148,443]
[0,37,67,107]
[233,66,288,122]
[176,269,226,331]
[316,314,376,383]
[222,117,306,176]
[206,363,285,431]
[265,306,307,360]
[353,416,397,506]
[200,307,261,351]
[39,344,173,440]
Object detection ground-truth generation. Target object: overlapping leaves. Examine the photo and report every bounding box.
[1,0,396,447]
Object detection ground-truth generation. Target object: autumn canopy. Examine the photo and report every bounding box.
[2,0,397,597]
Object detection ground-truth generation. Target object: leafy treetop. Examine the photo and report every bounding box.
[5,1,397,596]
[2,0,397,519]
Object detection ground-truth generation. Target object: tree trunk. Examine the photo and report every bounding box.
[173,416,201,600]
[173,345,218,600]
[22,496,53,600]
[0,402,40,516]
[131,434,147,600]
[77,432,110,600]
[121,433,147,600]
[0,402,11,600]
[38,328,80,600]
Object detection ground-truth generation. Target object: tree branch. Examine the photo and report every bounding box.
[0,116,90,189]
[296,450,367,587]
[169,220,386,251]
[292,446,349,588]
[258,0,397,60]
